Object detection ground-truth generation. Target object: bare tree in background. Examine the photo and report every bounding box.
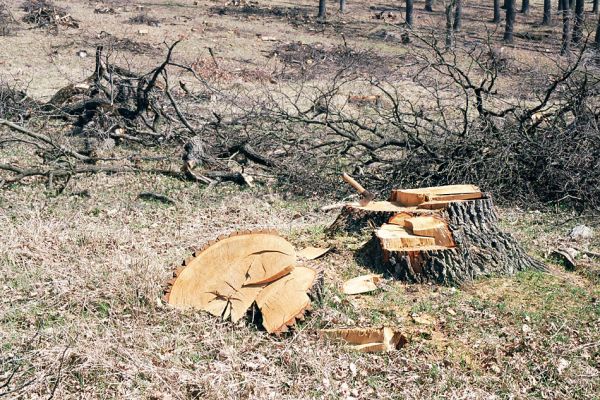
[445,0,456,48]
[543,0,552,25]
[596,11,600,45]
[521,0,530,13]
[572,0,584,44]
[453,0,463,30]
[340,0,346,13]
[593,0,599,14]
[493,0,501,22]
[318,0,326,19]
[425,0,434,11]
[406,0,414,27]
[504,0,516,42]
[561,0,571,54]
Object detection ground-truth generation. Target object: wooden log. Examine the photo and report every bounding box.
[390,184,481,206]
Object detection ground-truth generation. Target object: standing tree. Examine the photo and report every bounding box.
[406,0,414,27]
[318,0,326,19]
[425,0,434,11]
[543,0,552,25]
[572,0,584,43]
[596,12,600,45]
[445,0,456,48]
[593,0,599,13]
[340,0,346,13]
[561,0,571,54]
[504,0,516,42]
[521,0,530,13]
[493,0,502,22]
[558,0,563,11]
[453,0,463,30]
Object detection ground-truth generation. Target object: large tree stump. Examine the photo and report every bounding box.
[329,186,546,285]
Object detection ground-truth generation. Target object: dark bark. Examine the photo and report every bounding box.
[381,199,546,285]
[543,0,552,25]
[425,0,434,11]
[504,0,516,43]
[493,0,501,22]
[406,0,414,27]
[445,0,454,48]
[521,0,530,13]
[561,0,571,54]
[558,0,563,11]
[572,0,585,44]
[593,0,599,13]
[318,0,326,19]
[339,0,346,13]
[453,0,463,30]
[596,13,600,45]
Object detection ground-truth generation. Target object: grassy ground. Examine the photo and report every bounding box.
[1,174,599,399]
[1,0,600,398]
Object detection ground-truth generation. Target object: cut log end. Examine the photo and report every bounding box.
[165,230,320,333]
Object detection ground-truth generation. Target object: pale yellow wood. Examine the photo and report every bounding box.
[354,201,414,212]
[255,266,317,333]
[168,232,296,318]
[391,184,480,206]
[297,246,331,260]
[376,224,436,250]
[387,212,413,226]
[417,200,455,210]
[319,327,406,352]
[428,192,482,202]
[342,274,382,295]
[405,216,455,247]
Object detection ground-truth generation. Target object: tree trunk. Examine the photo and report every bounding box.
[543,0,552,25]
[493,0,502,22]
[330,195,546,286]
[445,0,455,48]
[572,0,585,43]
[521,0,530,13]
[406,0,414,27]
[453,0,463,30]
[558,0,563,12]
[318,0,326,19]
[504,0,516,43]
[593,0,599,14]
[340,0,346,13]
[561,0,571,55]
[425,0,434,11]
[596,12,600,45]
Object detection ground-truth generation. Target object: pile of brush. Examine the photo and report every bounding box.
[21,0,79,32]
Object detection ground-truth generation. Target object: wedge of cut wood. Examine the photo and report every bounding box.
[297,246,331,260]
[405,216,455,247]
[342,274,382,295]
[391,184,480,206]
[165,230,297,323]
[255,266,317,333]
[377,224,436,249]
[320,327,407,352]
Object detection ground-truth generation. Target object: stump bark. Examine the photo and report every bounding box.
[329,186,546,285]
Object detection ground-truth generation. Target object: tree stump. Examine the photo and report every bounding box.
[329,185,546,285]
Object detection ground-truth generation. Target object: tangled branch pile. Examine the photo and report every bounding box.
[21,0,79,32]
[1,32,599,211]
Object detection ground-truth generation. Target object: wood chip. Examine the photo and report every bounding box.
[297,246,330,260]
[342,274,382,295]
[319,327,407,352]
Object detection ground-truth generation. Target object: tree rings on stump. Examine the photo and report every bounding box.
[164,230,321,333]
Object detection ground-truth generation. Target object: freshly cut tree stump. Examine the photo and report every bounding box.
[165,230,321,333]
[330,187,546,285]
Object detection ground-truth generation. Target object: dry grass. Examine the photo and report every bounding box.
[1,173,599,399]
[1,0,600,398]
